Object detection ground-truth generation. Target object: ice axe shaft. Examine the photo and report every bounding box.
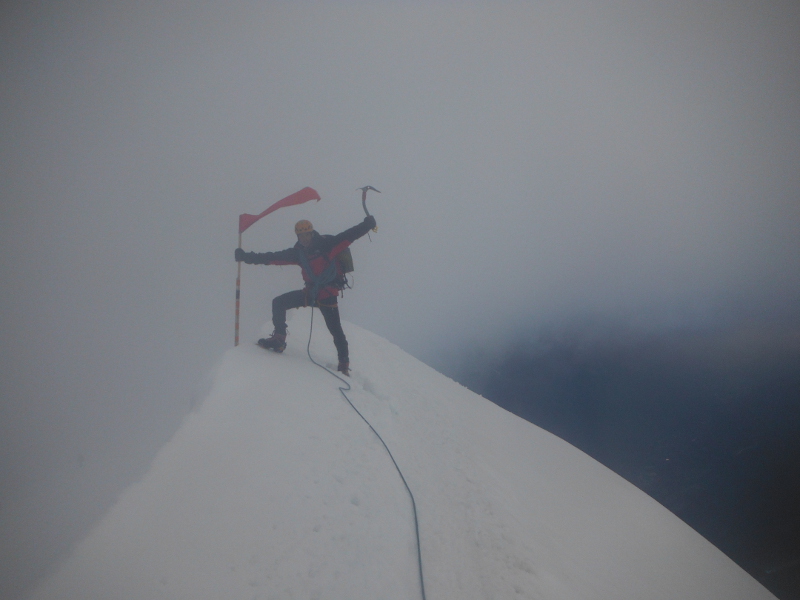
[358,186,380,231]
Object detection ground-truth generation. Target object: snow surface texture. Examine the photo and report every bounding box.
[30,311,775,600]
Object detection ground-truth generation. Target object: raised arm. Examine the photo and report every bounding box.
[325,216,376,259]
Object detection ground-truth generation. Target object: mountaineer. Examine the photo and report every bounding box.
[235,215,376,376]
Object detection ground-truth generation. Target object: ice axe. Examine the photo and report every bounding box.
[358,185,380,232]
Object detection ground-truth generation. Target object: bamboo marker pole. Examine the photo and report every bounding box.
[234,187,321,347]
[235,231,242,346]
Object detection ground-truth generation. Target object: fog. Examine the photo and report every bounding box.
[1,1,799,598]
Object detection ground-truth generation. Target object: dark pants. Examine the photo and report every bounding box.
[272,289,348,361]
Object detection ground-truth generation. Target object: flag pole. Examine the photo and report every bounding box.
[235,187,320,347]
[235,231,242,346]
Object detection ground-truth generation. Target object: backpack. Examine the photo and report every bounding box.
[322,235,354,289]
[336,247,354,274]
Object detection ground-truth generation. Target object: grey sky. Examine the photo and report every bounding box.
[1,1,799,597]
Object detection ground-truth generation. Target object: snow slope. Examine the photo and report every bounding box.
[30,311,775,600]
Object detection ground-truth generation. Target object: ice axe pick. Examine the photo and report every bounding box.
[358,185,380,232]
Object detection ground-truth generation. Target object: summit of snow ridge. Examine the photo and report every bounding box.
[30,311,776,600]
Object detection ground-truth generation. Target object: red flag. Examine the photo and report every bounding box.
[238,187,321,233]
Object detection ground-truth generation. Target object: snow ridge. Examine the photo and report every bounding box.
[30,311,776,600]
[304,309,426,600]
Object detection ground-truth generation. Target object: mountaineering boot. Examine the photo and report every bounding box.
[337,360,350,377]
[257,331,287,353]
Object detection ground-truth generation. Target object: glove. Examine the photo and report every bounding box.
[235,247,245,262]
[364,215,377,230]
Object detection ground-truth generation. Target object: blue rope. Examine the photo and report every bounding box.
[306,307,427,600]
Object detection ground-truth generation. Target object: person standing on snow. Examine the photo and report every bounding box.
[234,214,376,376]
